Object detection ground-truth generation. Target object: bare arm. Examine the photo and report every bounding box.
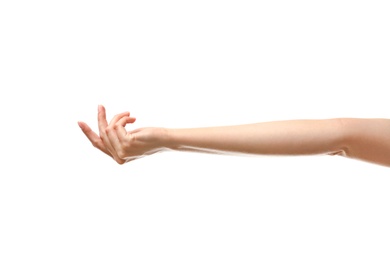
[338,118,390,167]
[165,118,390,167]
[165,119,347,156]
[78,105,390,167]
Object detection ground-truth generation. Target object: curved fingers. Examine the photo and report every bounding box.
[98,105,127,162]
[80,105,138,165]
[115,116,136,142]
[109,111,130,125]
[106,114,136,160]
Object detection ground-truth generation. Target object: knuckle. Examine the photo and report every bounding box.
[122,142,131,149]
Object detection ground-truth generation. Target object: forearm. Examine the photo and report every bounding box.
[163,118,347,156]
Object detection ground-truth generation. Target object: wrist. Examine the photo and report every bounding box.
[156,127,176,151]
[160,128,196,152]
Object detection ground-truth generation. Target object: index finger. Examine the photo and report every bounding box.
[98,105,109,135]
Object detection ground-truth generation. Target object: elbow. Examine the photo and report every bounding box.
[330,118,390,167]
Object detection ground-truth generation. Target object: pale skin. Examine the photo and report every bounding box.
[77,105,390,167]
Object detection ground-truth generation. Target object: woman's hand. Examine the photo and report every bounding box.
[78,105,168,164]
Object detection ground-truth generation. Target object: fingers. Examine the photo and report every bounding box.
[98,105,109,135]
[77,121,113,157]
[106,111,131,149]
[100,106,137,162]
[107,115,136,157]
[97,105,125,162]
[105,110,130,138]
[115,116,136,142]
[109,111,130,125]
[80,105,137,164]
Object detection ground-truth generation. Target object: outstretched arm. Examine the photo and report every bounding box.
[167,118,390,167]
[78,105,390,167]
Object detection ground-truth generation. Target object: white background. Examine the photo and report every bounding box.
[1,0,390,259]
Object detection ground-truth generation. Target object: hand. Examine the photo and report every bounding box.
[78,105,167,164]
